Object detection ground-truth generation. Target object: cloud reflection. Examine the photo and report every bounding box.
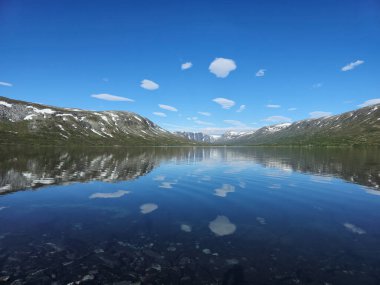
[209,215,236,236]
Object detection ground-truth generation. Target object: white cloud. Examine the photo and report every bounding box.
[256,69,266,77]
[266,104,281,108]
[288,107,297,111]
[236,105,246,113]
[0,81,13,87]
[141,79,159,90]
[187,116,213,125]
[91,93,134,102]
[209,58,237,78]
[162,123,195,132]
[153,112,167,117]
[159,104,178,112]
[181,62,192,70]
[309,111,332,118]
[263,116,292,122]
[213,98,235,109]
[358,98,380,107]
[224,120,247,127]
[194,120,214,126]
[198,111,211,116]
[341,60,364,71]
[312,82,323,88]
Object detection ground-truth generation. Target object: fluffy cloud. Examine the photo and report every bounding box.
[224,120,247,127]
[263,116,292,122]
[159,104,178,112]
[141,79,159,90]
[266,104,281,108]
[288,107,297,111]
[309,111,332,118]
[341,60,364,71]
[213,98,236,109]
[198,111,211,116]
[0,81,13,87]
[358,98,380,107]
[209,58,237,78]
[181,62,192,70]
[256,69,266,77]
[91,93,134,102]
[186,116,213,125]
[236,105,246,113]
[153,112,167,117]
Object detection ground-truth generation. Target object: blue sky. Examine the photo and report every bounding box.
[1,0,379,134]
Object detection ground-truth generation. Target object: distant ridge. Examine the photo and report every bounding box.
[218,104,380,146]
[174,131,215,143]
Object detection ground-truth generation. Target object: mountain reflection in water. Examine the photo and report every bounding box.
[1,146,379,194]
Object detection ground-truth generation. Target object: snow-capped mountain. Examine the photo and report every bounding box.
[174,131,216,143]
[215,130,257,143]
[0,96,193,146]
[222,104,380,146]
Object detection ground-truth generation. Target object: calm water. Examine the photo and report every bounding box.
[0,146,380,285]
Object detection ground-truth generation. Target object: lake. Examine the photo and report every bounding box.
[0,146,380,284]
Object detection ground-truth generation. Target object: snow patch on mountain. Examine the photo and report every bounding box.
[0,101,12,108]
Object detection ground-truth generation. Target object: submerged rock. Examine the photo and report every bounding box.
[202,248,211,254]
[180,224,192,232]
[0,276,10,282]
[167,246,176,252]
[343,223,366,235]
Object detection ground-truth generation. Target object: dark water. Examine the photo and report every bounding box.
[0,146,380,285]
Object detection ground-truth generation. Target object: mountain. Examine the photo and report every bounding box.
[0,96,194,146]
[216,130,257,142]
[174,131,215,143]
[2,96,379,147]
[222,104,380,146]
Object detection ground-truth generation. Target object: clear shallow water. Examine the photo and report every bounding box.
[0,147,380,285]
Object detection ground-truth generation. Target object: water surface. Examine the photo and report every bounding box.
[0,146,380,284]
